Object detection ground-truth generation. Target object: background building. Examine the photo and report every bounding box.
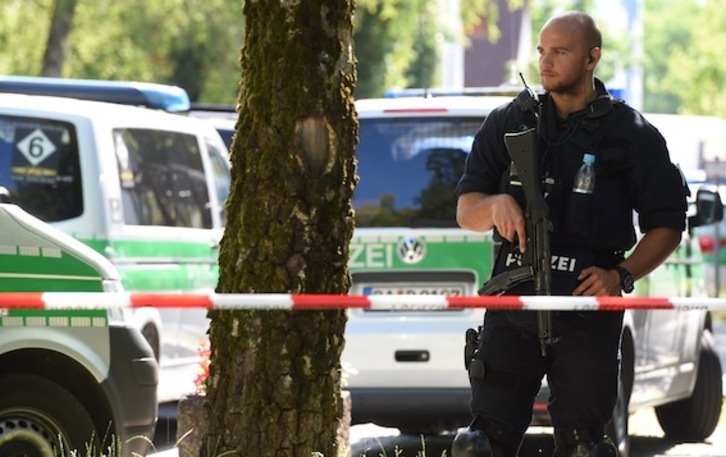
[463,0,530,87]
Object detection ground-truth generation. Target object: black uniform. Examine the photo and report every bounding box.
[455,79,687,456]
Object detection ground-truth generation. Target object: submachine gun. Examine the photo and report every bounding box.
[477,79,556,356]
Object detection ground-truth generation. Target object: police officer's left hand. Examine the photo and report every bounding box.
[573,267,621,296]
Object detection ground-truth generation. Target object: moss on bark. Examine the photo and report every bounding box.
[204,1,357,456]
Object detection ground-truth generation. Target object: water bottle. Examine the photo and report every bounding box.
[572,153,596,194]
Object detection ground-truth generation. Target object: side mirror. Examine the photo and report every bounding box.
[689,187,724,230]
[0,186,11,204]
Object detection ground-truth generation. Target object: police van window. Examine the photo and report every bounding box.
[205,138,230,224]
[0,115,82,222]
[114,128,212,228]
[216,128,234,150]
[354,117,481,228]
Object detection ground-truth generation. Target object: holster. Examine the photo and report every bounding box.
[465,327,480,370]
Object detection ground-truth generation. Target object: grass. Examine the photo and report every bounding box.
[352,434,447,457]
[43,432,155,457]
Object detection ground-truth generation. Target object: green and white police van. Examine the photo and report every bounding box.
[0,200,158,456]
[341,91,724,455]
[0,88,230,403]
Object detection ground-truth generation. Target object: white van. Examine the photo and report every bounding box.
[644,113,726,183]
[0,92,230,402]
[0,201,158,456]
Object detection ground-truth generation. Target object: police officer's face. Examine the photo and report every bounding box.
[537,19,591,94]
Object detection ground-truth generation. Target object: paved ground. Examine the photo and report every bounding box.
[344,320,726,457]
[347,410,726,457]
[150,321,726,457]
[151,410,726,457]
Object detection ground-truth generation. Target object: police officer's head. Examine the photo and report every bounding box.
[537,11,602,94]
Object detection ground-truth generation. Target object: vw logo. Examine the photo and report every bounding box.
[398,236,426,264]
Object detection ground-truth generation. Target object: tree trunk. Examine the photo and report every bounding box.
[203,1,357,456]
[42,0,77,77]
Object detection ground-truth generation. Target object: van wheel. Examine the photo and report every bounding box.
[655,329,722,441]
[606,375,629,457]
[0,374,99,456]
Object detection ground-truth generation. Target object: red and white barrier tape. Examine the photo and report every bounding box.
[0,292,725,311]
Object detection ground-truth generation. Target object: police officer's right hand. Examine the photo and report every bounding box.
[457,193,526,252]
[490,194,527,253]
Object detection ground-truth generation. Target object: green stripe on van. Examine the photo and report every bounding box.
[0,246,101,277]
[81,238,218,292]
[0,309,107,327]
[82,239,216,258]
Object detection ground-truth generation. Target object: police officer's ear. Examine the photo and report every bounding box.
[586,47,601,68]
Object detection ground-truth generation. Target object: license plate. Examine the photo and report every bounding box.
[361,285,466,296]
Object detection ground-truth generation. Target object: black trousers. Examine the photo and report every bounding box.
[469,309,624,452]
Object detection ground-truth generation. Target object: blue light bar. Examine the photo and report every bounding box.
[0,75,190,113]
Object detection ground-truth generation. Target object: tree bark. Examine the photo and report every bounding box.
[42,0,77,77]
[203,1,357,456]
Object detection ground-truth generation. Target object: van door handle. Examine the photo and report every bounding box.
[395,350,430,362]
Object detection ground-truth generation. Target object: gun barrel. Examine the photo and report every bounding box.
[534,219,553,296]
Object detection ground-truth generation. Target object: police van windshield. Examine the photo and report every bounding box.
[0,115,83,222]
[354,117,482,228]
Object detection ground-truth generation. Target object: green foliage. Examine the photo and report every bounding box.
[0,0,243,103]
[70,0,243,102]
[642,0,699,113]
[354,0,449,98]
[1,0,513,102]
[354,0,531,97]
[0,0,504,101]
[8,0,726,116]
[0,0,52,75]
[460,0,524,43]
[644,0,726,117]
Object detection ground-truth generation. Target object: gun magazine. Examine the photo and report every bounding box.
[477,266,534,295]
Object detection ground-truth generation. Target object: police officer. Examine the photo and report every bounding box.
[453,11,687,457]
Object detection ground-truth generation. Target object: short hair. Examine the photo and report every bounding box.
[548,11,602,49]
